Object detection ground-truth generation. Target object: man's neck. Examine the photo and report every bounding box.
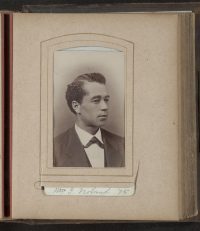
[75,120,99,135]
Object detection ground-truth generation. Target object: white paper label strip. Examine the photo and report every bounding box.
[44,186,135,197]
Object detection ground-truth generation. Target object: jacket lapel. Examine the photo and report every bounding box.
[65,127,91,167]
[102,130,123,167]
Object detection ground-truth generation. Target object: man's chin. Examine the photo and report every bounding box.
[97,121,107,127]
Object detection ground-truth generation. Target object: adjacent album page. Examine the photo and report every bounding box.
[0,15,2,219]
[0,14,4,219]
[12,13,182,220]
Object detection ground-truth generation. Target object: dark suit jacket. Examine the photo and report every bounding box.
[53,126,125,167]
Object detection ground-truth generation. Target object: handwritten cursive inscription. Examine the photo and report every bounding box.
[44,186,135,197]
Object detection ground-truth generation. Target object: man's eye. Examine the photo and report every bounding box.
[92,99,100,103]
[104,98,109,102]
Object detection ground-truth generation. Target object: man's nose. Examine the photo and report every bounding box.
[100,100,108,110]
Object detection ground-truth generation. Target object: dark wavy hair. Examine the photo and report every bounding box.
[66,73,106,114]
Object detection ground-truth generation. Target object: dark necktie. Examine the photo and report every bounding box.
[84,136,104,149]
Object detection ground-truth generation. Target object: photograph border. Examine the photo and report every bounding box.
[40,33,134,184]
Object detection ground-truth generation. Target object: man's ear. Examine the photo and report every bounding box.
[72,100,81,114]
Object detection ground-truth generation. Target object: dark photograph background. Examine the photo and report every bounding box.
[1,0,200,231]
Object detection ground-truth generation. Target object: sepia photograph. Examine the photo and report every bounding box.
[53,46,125,168]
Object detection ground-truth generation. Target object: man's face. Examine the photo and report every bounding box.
[77,81,109,128]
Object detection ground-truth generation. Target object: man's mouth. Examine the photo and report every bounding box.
[98,115,108,119]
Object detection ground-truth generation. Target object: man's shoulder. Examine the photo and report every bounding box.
[54,127,75,145]
[101,128,124,143]
[101,129,125,167]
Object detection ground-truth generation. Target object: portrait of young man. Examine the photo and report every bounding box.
[53,73,125,168]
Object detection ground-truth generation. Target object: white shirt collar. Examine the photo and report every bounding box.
[75,124,103,146]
